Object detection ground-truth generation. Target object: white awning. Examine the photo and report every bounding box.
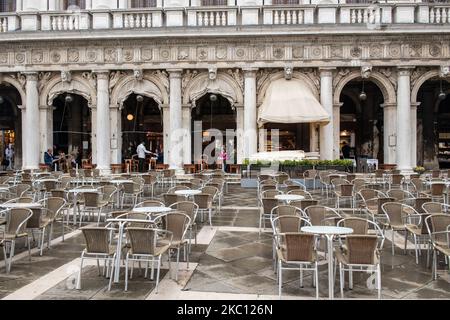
[258,78,331,126]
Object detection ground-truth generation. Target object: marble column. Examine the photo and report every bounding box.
[396,67,413,172]
[110,105,121,164]
[95,71,111,174]
[118,0,127,9]
[411,102,419,168]
[182,105,192,165]
[319,68,334,160]
[236,105,244,164]
[168,70,183,170]
[162,105,170,165]
[85,0,93,9]
[24,72,40,170]
[16,0,23,11]
[39,105,53,163]
[243,68,258,159]
[310,123,319,152]
[382,103,397,165]
[333,103,343,159]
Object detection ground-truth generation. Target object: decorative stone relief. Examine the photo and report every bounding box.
[86,50,97,62]
[208,67,217,80]
[150,70,169,93]
[141,47,153,61]
[388,44,401,58]
[410,67,428,90]
[32,50,43,64]
[0,53,7,64]
[160,48,171,60]
[68,48,80,62]
[292,46,304,59]
[253,46,265,60]
[330,46,343,59]
[429,44,442,57]
[82,72,97,89]
[302,68,320,91]
[197,47,208,61]
[227,69,243,92]
[310,46,322,59]
[235,47,246,59]
[284,66,293,80]
[350,46,362,58]
[216,46,227,60]
[377,67,397,90]
[123,48,134,62]
[104,48,118,63]
[15,53,25,64]
[182,70,199,94]
[333,68,351,90]
[361,65,372,79]
[440,65,450,78]
[369,45,383,58]
[11,73,26,90]
[61,71,72,83]
[273,46,285,59]
[134,69,144,81]
[256,69,271,93]
[177,48,189,60]
[109,71,124,94]
[38,72,52,92]
[50,51,61,63]
[409,44,422,58]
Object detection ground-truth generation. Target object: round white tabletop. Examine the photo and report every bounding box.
[110,180,132,184]
[175,190,202,196]
[1,203,42,209]
[275,194,305,202]
[301,226,354,235]
[36,179,58,182]
[68,189,99,193]
[132,207,173,214]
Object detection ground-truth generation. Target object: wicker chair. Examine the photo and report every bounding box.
[121,182,143,208]
[170,201,199,250]
[76,227,117,291]
[269,205,302,222]
[102,185,118,209]
[423,183,447,203]
[337,217,385,251]
[334,183,354,209]
[124,228,172,293]
[422,202,450,214]
[303,170,317,190]
[275,232,319,299]
[193,193,213,226]
[155,212,191,281]
[80,192,109,226]
[411,178,426,197]
[163,193,183,207]
[259,197,278,234]
[381,202,422,257]
[425,214,450,280]
[261,189,282,199]
[335,235,381,299]
[289,200,319,215]
[386,189,416,206]
[142,174,158,197]
[303,205,342,226]
[0,208,33,273]
[201,186,220,212]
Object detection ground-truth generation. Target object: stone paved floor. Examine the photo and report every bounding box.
[0,182,449,300]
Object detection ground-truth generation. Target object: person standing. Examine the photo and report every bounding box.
[44,148,58,170]
[4,144,13,170]
[136,141,155,172]
[341,141,351,159]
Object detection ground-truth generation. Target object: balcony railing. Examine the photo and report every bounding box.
[3,3,450,33]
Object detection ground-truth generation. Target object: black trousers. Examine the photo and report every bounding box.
[138,158,145,172]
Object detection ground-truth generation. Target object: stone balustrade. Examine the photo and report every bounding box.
[4,3,450,33]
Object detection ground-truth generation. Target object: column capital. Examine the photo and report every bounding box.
[397,66,415,76]
[411,102,421,108]
[167,69,183,78]
[93,70,110,80]
[243,68,258,77]
[380,103,396,109]
[22,72,39,81]
[319,67,335,77]
[333,103,343,108]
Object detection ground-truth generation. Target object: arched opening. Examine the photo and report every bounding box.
[417,78,450,169]
[0,84,22,169]
[62,0,86,10]
[261,123,310,152]
[339,79,384,165]
[121,94,163,165]
[52,93,91,171]
[191,93,236,168]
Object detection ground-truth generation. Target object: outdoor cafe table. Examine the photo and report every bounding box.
[274,194,305,204]
[67,188,100,225]
[0,202,42,209]
[106,217,159,283]
[132,207,173,214]
[301,226,353,299]
[175,189,202,199]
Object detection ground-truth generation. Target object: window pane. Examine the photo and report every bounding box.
[130,0,157,7]
[64,0,86,9]
[272,0,299,4]
[0,0,16,12]
[201,0,227,6]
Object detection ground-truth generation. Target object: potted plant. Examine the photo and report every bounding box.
[413,166,425,175]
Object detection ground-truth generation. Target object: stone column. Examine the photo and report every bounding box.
[168,70,183,170]
[411,102,419,168]
[333,103,343,159]
[319,68,334,160]
[161,105,170,165]
[95,71,111,174]
[91,106,97,166]
[118,0,127,9]
[182,105,192,165]
[39,105,53,164]
[23,72,40,170]
[382,103,397,165]
[85,0,93,9]
[16,0,23,11]
[243,68,258,159]
[236,105,244,164]
[396,67,413,172]
[110,104,121,165]
[310,123,319,152]
[48,0,56,10]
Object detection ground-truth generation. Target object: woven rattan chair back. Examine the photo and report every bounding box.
[339,184,354,197]
[359,189,379,202]
[168,186,189,194]
[431,183,445,197]
[346,235,378,265]
[46,197,66,220]
[15,184,30,197]
[288,190,312,199]
[290,199,318,211]
[83,192,101,207]
[193,194,212,210]
[7,208,32,235]
[81,227,110,254]
[161,212,190,242]
[17,197,33,203]
[283,232,315,262]
[51,190,66,200]
[429,214,450,244]
[261,190,281,198]
[261,198,279,214]
[382,202,406,226]
[411,178,425,193]
[172,201,198,222]
[415,197,432,213]
[163,193,181,207]
[286,185,304,193]
[341,218,369,235]
[422,202,444,214]
[136,200,165,208]
[126,228,157,255]
[276,216,309,233]
[304,206,327,226]
[260,185,277,193]
[274,205,300,217]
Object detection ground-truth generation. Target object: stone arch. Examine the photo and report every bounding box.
[183,72,244,108]
[40,73,96,108]
[333,70,396,106]
[1,75,25,107]
[257,71,320,106]
[411,69,449,105]
[110,73,168,109]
